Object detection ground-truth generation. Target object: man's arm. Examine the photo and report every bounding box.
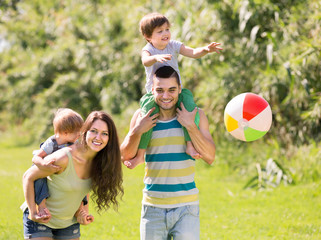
[176,104,215,164]
[120,108,159,161]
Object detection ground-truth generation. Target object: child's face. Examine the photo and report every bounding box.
[65,131,80,143]
[146,23,171,50]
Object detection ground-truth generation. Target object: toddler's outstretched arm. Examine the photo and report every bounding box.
[180,42,222,59]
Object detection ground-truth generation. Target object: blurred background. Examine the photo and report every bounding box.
[1,0,320,182]
[0,0,320,239]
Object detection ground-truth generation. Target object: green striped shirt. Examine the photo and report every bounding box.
[143,117,199,208]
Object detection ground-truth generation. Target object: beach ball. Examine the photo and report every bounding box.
[224,93,272,141]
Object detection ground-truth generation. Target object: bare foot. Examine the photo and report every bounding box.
[186,141,202,159]
[37,199,51,222]
[124,157,144,169]
[123,149,145,169]
[29,209,51,223]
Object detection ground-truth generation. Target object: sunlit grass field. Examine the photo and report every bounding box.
[0,145,320,239]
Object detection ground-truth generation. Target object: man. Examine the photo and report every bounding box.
[121,66,215,240]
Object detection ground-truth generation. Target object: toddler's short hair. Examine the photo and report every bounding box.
[53,108,84,134]
[139,12,170,39]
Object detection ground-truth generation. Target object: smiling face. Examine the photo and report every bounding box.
[152,75,181,112]
[85,119,109,152]
[146,23,171,50]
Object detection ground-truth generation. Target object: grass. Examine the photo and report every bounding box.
[0,145,320,239]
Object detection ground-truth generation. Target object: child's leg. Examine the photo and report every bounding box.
[123,149,145,169]
[178,89,201,158]
[34,178,49,205]
[34,178,51,219]
[138,93,159,149]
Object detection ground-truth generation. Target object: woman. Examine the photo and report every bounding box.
[23,111,123,239]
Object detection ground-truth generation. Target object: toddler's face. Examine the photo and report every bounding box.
[147,23,171,50]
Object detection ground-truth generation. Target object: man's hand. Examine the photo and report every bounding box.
[176,103,198,130]
[135,108,159,135]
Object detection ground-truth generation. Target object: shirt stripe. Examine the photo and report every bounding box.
[146,152,195,162]
[153,120,182,131]
[145,182,196,192]
[145,166,195,178]
[149,136,185,147]
[143,194,198,206]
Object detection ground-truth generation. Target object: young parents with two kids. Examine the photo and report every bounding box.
[21,12,220,240]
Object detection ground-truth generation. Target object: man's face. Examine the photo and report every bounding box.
[152,76,181,111]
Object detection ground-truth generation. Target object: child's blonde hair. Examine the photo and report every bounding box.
[139,12,170,40]
[53,108,84,134]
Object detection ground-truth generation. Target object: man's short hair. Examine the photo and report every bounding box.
[154,66,180,85]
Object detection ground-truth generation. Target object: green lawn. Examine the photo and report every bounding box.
[0,146,320,239]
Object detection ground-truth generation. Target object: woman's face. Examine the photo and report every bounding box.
[86,119,109,152]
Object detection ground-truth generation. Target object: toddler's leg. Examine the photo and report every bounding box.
[186,141,202,159]
[124,149,145,169]
[138,93,159,149]
[178,89,201,158]
[34,178,49,205]
[34,178,51,221]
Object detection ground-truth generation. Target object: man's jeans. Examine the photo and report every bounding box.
[140,204,200,240]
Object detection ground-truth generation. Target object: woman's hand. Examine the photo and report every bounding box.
[75,203,94,225]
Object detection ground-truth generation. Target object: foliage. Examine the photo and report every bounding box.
[0,0,320,177]
[243,158,294,190]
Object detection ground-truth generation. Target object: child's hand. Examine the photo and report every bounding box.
[205,42,222,54]
[42,159,62,172]
[154,54,172,63]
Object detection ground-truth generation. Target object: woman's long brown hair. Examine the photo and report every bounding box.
[81,111,123,212]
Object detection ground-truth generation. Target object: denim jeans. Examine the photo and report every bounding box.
[140,204,200,240]
[23,209,80,239]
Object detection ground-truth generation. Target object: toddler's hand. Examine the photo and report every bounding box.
[205,42,222,54]
[154,54,172,63]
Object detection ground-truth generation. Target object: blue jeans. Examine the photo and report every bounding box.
[34,178,50,205]
[23,209,80,239]
[140,205,200,240]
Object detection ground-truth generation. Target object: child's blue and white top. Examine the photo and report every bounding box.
[143,40,183,93]
[143,117,199,208]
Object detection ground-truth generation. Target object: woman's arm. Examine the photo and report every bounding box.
[74,194,94,225]
[23,149,68,222]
